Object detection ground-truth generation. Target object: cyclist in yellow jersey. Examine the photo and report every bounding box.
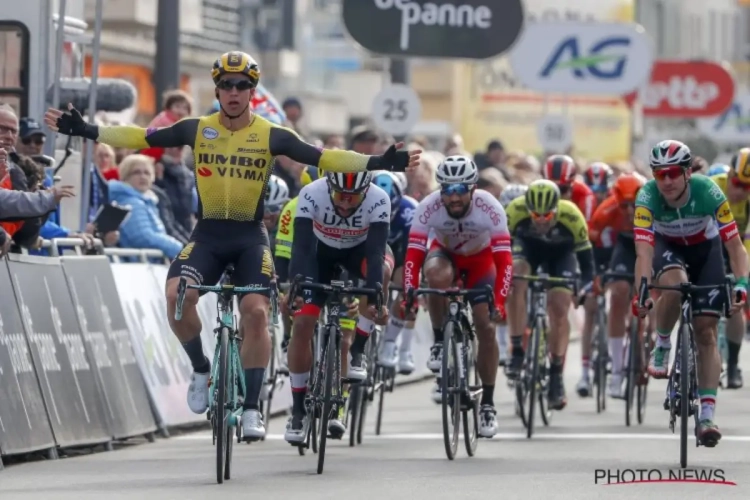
[709,148,750,389]
[45,51,421,441]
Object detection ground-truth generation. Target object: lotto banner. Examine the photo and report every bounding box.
[455,0,634,163]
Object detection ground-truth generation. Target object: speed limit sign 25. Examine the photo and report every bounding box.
[371,84,422,136]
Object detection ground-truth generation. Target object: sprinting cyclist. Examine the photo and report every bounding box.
[283,171,393,442]
[582,174,645,398]
[373,171,419,374]
[583,162,614,205]
[402,155,513,438]
[505,180,595,410]
[633,140,748,447]
[708,149,750,388]
[543,154,597,221]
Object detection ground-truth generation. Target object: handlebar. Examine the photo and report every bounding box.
[174,277,279,324]
[601,271,635,282]
[287,274,384,317]
[637,276,735,318]
[404,284,496,320]
[513,274,585,307]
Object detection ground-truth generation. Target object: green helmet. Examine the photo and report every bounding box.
[525,179,560,214]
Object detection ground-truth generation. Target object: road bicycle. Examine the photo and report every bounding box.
[258,313,283,440]
[287,275,383,474]
[174,265,279,484]
[637,277,732,469]
[717,275,734,388]
[405,284,494,460]
[512,274,578,439]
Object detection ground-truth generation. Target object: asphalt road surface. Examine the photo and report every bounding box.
[3,341,750,500]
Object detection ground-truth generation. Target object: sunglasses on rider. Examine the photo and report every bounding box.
[440,184,472,196]
[331,189,366,205]
[216,78,255,91]
[530,211,556,222]
[730,176,750,191]
[653,167,684,181]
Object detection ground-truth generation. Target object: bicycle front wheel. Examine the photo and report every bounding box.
[215,326,230,484]
[595,313,608,413]
[317,327,337,474]
[441,322,460,460]
[625,320,638,427]
[679,322,690,469]
[462,334,479,457]
[526,317,543,439]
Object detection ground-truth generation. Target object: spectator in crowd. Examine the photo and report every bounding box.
[444,134,470,157]
[480,139,512,182]
[151,181,190,245]
[142,89,194,163]
[691,156,708,174]
[95,143,119,180]
[154,146,195,234]
[349,125,380,155]
[108,154,182,259]
[406,146,440,201]
[323,135,345,149]
[0,104,29,192]
[477,168,507,199]
[282,97,304,134]
[15,118,46,156]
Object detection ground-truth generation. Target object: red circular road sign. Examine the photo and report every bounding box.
[623,61,735,117]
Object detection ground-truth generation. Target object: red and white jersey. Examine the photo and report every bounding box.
[408,189,511,256]
[295,178,391,249]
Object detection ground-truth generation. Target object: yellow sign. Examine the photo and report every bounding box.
[717,201,734,225]
[633,207,652,228]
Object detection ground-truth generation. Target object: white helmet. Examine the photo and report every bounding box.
[649,140,692,169]
[326,171,372,193]
[266,174,290,207]
[499,183,528,208]
[436,155,479,184]
[392,172,408,193]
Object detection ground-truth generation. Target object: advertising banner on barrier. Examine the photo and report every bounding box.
[0,261,56,456]
[111,263,205,427]
[61,257,156,439]
[6,254,110,447]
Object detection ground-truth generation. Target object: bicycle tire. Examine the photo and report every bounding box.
[527,316,542,439]
[224,417,233,480]
[357,382,368,444]
[317,326,337,474]
[310,330,319,454]
[680,321,690,469]
[595,313,607,413]
[375,367,387,435]
[215,326,229,484]
[265,325,278,438]
[348,385,361,448]
[357,331,379,445]
[538,324,552,427]
[441,322,460,460]
[625,320,637,427]
[463,334,479,457]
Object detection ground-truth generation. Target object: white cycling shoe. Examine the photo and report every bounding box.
[241,409,266,440]
[378,341,399,368]
[398,350,415,374]
[187,371,210,414]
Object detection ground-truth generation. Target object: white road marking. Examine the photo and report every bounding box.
[174,432,750,442]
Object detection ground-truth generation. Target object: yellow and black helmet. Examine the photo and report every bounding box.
[211,51,260,86]
[525,179,560,214]
[730,147,750,184]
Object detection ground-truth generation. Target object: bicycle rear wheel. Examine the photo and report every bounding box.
[679,322,690,469]
[625,320,637,427]
[595,314,608,413]
[538,326,552,427]
[317,327,337,474]
[357,330,378,445]
[348,385,361,447]
[637,333,650,425]
[375,366,388,435]
[215,326,230,484]
[441,322,460,459]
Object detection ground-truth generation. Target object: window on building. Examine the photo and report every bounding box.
[0,22,29,117]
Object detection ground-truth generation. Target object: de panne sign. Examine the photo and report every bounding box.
[509,21,654,95]
[342,0,524,60]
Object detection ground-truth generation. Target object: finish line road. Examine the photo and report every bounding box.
[2,341,750,500]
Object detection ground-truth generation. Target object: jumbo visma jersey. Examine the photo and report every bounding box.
[633,175,738,246]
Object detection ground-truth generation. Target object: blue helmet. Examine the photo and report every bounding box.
[707,163,730,177]
[372,171,403,219]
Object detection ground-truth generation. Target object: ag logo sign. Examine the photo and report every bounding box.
[509,21,653,94]
[623,61,735,118]
[697,93,750,143]
[342,0,524,60]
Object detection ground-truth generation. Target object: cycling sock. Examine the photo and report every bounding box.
[433,327,444,344]
[290,372,309,415]
[728,340,741,366]
[480,384,495,406]
[698,388,717,421]
[655,327,672,347]
[243,368,266,411]
[182,337,209,373]
[550,355,564,369]
[609,337,625,375]
[581,356,591,378]
[352,316,374,355]
[385,316,405,343]
[399,327,415,353]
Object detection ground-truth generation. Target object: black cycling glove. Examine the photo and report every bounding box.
[56,106,98,141]
[369,144,411,172]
